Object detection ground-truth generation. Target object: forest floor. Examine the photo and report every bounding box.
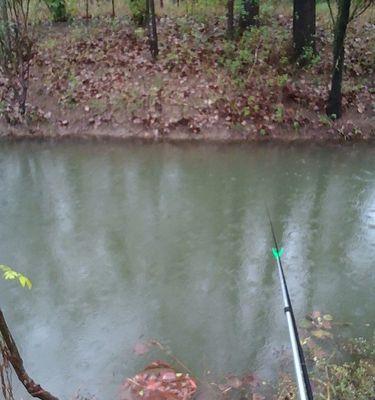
[0,12,374,142]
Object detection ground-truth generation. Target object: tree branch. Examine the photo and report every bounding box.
[0,308,59,400]
[326,0,336,26]
[349,0,373,22]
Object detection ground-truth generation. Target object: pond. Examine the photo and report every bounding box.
[0,141,374,399]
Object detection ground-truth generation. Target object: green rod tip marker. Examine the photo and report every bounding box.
[272,247,284,260]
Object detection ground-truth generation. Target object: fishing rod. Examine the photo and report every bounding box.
[267,211,314,400]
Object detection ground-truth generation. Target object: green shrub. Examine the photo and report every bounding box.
[128,0,147,26]
[44,0,69,22]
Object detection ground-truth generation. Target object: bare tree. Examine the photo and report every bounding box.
[84,0,89,19]
[326,0,374,118]
[146,0,158,60]
[111,0,115,18]
[227,0,234,39]
[0,0,34,119]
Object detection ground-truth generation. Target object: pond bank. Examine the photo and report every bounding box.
[1,15,374,143]
[1,117,374,143]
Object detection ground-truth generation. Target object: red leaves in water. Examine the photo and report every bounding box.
[133,341,150,356]
[252,394,265,400]
[216,372,262,396]
[121,361,197,400]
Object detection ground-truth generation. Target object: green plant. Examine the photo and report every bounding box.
[241,106,251,117]
[293,120,300,131]
[259,128,267,136]
[0,264,32,289]
[274,104,284,122]
[326,360,375,400]
[61,70,78,106]
[0,101,5,116]
[319,114,333,126]
[44,0,69,22]
[276,73,289,87]
[128,0,147,26]
[299,45,321,67]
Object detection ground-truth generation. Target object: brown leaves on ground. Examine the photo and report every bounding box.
[4,14,373,139]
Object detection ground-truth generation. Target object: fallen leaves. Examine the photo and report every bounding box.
[2,13,372,138]
[311,329,333,340]
[120,361,197,400]
[133,341,150,356]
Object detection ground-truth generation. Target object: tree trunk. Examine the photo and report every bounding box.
[112,0,115,18]
[147,0,158,61]
[160,0,163,8]
[18,62,30,115]
[227,0,234,39]
[0,308,59,400]
[293,0,316,60]
[85,0,89,19]
[0,0,11,52]
[239,0,259,31]
[326,0,351,119]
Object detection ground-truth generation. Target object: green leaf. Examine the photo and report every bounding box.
[0,264,12,272]
[323,314,333,321]
[1,264,32,289]
[4,270,19,280]
[19,275,32,289]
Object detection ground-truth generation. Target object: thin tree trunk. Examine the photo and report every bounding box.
[0,308,59,400]
[147,0,158,61]
[227,0,234,39]
[160,0,163,8]
[239,0,259,31]
[293,0,316,60]
[326,0,351,118]
[85,0,89,19]
[112,0,115,18]
[1,0,11,53]
[18,62,30,115]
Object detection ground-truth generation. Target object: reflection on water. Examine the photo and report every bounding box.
[0,141,374,399]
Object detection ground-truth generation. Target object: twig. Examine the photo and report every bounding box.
[248,37,262,82]
[326,0,336,27]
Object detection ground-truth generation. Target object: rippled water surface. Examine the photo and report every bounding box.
[0,141,374,399]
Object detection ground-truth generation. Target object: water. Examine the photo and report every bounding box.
[0,141,374,399]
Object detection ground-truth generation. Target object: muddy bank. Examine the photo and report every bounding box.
[1,16,374,144]
[1,118,374,143]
